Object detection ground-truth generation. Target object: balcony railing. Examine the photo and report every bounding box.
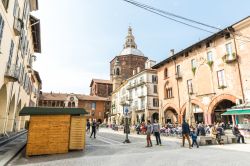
[175,72,182,79]
[4,64,20,83]
[223,53,238,63]
[138,93,146,98]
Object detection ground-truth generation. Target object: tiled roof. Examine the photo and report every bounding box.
[76,94,110,101]
[40,93,68,101]
[40,92,110,101]
[90,79,112,87]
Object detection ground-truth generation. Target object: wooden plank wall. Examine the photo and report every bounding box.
[26,115,71,156]
[69,116,86,150]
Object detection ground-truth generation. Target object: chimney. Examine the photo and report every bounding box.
[137,67,140,73]
[170,49,175,57]
[133,69,136,75]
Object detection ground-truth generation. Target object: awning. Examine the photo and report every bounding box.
[222,109,250,115]
[19,107,89,116]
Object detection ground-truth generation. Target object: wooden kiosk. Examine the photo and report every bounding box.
[19,107,88,156]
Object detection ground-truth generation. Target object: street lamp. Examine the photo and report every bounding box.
[121,101,131,143]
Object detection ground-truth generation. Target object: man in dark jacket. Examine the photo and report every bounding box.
[90,119,97,139]
[182,120,191,149]
[232,125,245,143]
[197,124,206,136]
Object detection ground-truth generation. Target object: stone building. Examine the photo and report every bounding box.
[153,16,250,126]
[111,60,158,125]
[90,79,112,98]
[39,92,110,123]
[0,0,42,135]
[110,27,148,91]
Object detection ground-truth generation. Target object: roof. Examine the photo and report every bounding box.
[222,109,250,115]
[40,93,67,101]
[76,94,110,101]
[19,107,88,116]
[152,16,250,69]
[40,92,110,101]
[30,15,41,53]
[120,47,144,56]
[90,79,112,87]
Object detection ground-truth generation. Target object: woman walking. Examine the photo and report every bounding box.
[145,120,153,147]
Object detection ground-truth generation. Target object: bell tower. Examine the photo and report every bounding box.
[111,58,122,91]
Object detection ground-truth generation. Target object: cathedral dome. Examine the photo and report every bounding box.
[120,47,144,56]
[119,26,144,56]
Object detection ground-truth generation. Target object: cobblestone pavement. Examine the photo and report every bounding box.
[9,128,250,166]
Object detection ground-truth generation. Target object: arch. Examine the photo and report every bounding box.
[68,102,72,108]
[208,94,237,114]
[14,100,22,132]
[152,112,159,122]
[180,99,206,116]
[0,85,7,133]
[72,102,75,108]
[162,103,179,114]
[6,94,16,132]
[116,68,120,75]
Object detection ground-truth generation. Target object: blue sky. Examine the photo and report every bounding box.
[32,0,250,94]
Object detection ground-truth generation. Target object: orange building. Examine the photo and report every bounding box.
[39,92,110,123]
[153,17,250,126]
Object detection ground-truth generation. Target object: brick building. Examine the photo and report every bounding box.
[39,92,110,123]
[90,79,112,98]
[153,16,250,126]
[110,27,148,91]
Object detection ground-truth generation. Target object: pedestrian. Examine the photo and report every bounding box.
[90,119,97,139]
[145,120,153,147]
[182,119,191,149]
[197,123,206,136]
[152,120,162,146]
[86,120,91,134]
[232,125,246,144]
[190,127,199,148]
[210,124,222,145]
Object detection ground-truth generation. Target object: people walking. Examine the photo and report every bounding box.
[152,120,162,146]
[190,127,199,148]
[182,120,191,149]
[86,120,91,134]
[90,119,97,139]
[232,125,246,144]
[145,120,153,147]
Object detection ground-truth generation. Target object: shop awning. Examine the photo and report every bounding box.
[222,109,250,115]
[19,107,89,116]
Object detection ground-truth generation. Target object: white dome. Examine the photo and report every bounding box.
[120,47,144,56]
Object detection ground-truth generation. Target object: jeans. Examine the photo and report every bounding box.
[192,139,199,147]
[90,129,96,138]
[236,134,245,143]
[154,132,161,145]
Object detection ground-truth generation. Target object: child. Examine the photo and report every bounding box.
[190,127,199,148]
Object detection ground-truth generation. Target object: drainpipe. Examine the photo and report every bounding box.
[230,28,245,103]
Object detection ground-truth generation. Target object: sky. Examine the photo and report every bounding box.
[32,0,250,94]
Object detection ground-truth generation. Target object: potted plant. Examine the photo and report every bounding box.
[192,67,196,75]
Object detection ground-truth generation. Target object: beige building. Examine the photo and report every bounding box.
[111,60,158,125]
[0,0,41,135]
[153,17,250,126]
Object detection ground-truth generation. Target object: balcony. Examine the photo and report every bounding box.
[13,18,22,36]
[126,95,133,101]
[175,72,182,79]
[223,53,238,63]
[138,93,146,98]
[126,84,133,90]
[136,79,146,86]
[4,65,20,83]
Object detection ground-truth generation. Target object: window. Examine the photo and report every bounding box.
[207,51,213,62]
[191,59,196,68]
[0,14,4,48]
[13,0,19,17]
[225,43,234,58]
[141,98,145,109]
[165,88,173,99]
[2,0,9,11]
[152,75,158,83]
[153,85,157,93]
[176,65,181,75]
[91,102,96,110]
[187,79,193,94]
[153,98,159,107]
[7,40,14,67]
[164,68,168,78]
[217,70,226,88]
[116,68,120,75]
[72,102,75,108]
